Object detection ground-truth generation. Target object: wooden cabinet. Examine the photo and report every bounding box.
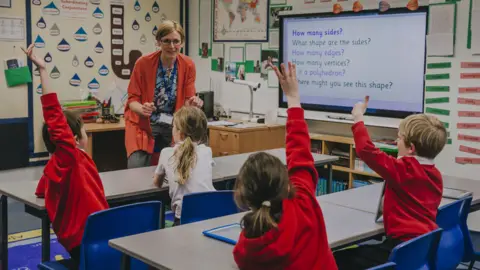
[208,124,286,157]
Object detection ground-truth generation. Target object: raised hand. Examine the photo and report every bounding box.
[22,44,46,70]
[272,62,300,108]
[352,96,369,123]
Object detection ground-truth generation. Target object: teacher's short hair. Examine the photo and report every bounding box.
[156,20,185,44]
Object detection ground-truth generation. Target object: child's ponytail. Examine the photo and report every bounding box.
[242,201,279,238]
[173,136,196,185]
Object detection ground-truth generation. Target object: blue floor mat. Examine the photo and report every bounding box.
[9,237,69,270]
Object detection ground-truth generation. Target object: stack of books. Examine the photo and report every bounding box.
[62,100,100,123]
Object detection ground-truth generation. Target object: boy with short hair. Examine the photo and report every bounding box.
[334,96,447,269]
[23,44,108,268]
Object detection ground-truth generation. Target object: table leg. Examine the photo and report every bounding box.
[160,203,166,229]
[121,253,131,270]
[41,215,50,262]
[86,132,93,158]
[1,196,8,270]
[327,163,333,194]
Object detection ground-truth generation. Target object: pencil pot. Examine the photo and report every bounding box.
[102,107,110,116]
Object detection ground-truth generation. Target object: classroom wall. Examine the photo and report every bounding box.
[0,1,28,119]
[189,0,480,180]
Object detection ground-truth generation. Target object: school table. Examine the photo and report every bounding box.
[0,148,338,269]
[109,200,384,270]
[83,118,126,158]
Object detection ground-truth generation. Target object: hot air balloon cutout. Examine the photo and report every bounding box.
[152,26,158,36]
[93,23,102,35]
[88,78,100,90]
[140,34,147,45]
[74,27,88,42]
[93,7,104,19]
[57,39,71,52]
[32,0,41,6]
[34,35,45,48]
[50,23,60,36]
[333,3,343,14]
[406,0,418,11]
[36,84,43,94]
[134,0,141,11]
[353,1,363,12]
[44,53,52,63]
[36,17,46,29]
[85,56,95,68]
[33,67,40,76]
[152,1,159,13]
[132,20,140,31]
[145,12,151,22]
[90,0,100,4]
[379,1,390,12]
[50,66,60,79]
[43,1,60,15]
[98,65,109,76]
[70,74,81,87]
[94,42,104,53]
[72,55,79,67]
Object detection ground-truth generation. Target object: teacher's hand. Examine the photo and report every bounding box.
[185,96,203,108]
[141,102,156,117]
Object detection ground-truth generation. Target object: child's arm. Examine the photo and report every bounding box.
[153,164,166,188]
[272,62,318,194]
[352,97,403,183]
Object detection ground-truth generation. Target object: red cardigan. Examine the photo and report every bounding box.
[124,51,196,157]
[352,121,443,241]
[233,108,338,270]
[35,93,108,251]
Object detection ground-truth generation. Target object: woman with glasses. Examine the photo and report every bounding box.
[124,20,203,168]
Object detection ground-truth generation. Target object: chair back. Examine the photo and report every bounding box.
[181,191,239,225]
[459,196,475,262]
[389,228,443,270]
[435,198,467,270]
[80,201,162,270]
[367,262,396,269]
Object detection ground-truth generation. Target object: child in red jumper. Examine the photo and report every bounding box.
[23,44,109,269]
[334,96,447,269]
[233,62,338,270]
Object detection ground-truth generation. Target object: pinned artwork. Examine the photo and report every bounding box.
[43,1,60,15]
[132,20,140,31]
[50,23,60,36]
[44,52,52,63]
[34,35,45,48]
[99,65,109,76]
[352,1,363,12]
[406,0,418,11]
[74,27,88,42]
[152,1,159,13]
[70,74,81,86]
[333,3,343,14]
[379,1,390,12]
[140,34,147,44]
[93,7,104,19]
[90,0,100,4]
[36,84,43,94]
[145,12,151,22]
[33,67,40,76]
[134,0,141,11]
[36,17,46,29]
[85,56,95,67]
[152,25,158,36]
[94,42,104,53]
[88,78,100,90]
[32,0,41,5]
[57,39,71,52]
[161,13,167,22]
[50,66,60,79]
[93,23,102,35]
[72,55,79,67]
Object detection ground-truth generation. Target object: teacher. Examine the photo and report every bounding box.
[124,20,203,168]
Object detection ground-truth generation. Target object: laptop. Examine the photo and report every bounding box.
[375,182,386,223]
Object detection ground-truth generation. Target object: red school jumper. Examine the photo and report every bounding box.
[233,107,338,270]
[35,93,109,251]
[352,121,443,241]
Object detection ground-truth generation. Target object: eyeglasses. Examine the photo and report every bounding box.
[160,39,182,46]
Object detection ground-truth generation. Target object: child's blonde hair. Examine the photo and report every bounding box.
[399,114,447,159]
[172,106,208,185]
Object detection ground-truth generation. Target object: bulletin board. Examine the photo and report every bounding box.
[29,0,180,154]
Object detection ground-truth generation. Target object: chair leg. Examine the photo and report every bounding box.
[468,260,475,270]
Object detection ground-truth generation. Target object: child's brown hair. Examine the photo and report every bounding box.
[42,110,84,153]
[399,114,447,159]
[171,106,208,185]
[234,152,295,238]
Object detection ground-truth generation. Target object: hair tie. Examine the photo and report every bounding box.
[262,201,271,207]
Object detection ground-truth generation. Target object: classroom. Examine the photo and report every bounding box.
[0,0,480,269]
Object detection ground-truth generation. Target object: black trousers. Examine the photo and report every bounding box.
[56,245,80,270]
[333,238,403,270]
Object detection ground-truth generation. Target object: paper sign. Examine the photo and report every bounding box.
[458,98,480,105]
[458,111,480,117]
[427,62,452,69]
[458,134,480,142]
[457,123,480,129]
[426,73,450,80]
[460,145,480,155]
[426,97,449,104]
[447,138,452,145]
[456,157,480,164]
[442,122,449,129]
[426,107,450,116]
[426,86,450,92]
[461,73,480,79]
[459,87,480,93]
[461,62,480,68]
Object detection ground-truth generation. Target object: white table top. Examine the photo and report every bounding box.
[0,149,338,210]
[109,200,383,270]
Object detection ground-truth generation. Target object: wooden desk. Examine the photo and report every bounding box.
[84,118,126,157]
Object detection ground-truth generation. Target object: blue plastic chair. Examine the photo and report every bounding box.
[180,190,239,225]
[388,228,443,270]
[457,196,479,270]
[367,262,396,269]
[435,198,467,270]
[38,201,162,270]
